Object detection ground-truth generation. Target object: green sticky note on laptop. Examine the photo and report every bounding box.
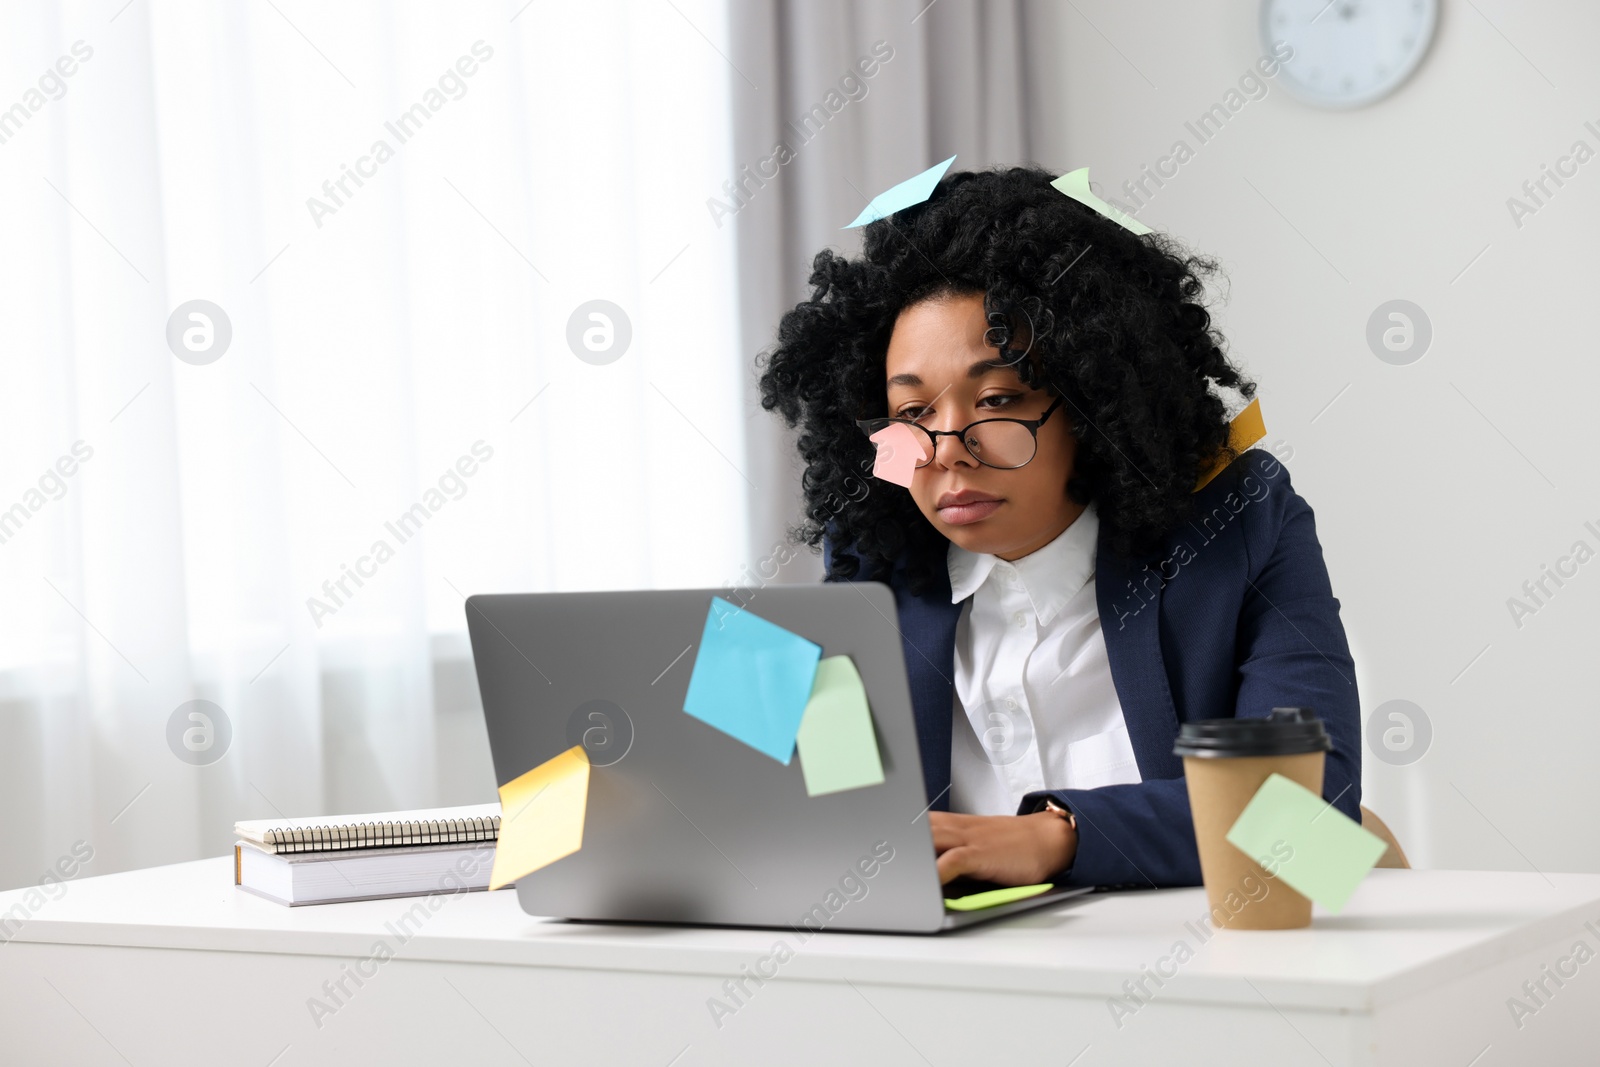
[795,655,884,796]
[945,883,1053,912]
[1225,773,1388,913]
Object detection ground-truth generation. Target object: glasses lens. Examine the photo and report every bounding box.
[963,421,1036,468]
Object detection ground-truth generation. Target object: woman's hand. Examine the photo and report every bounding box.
[928,810,1076,885]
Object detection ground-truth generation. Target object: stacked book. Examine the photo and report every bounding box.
[233,803,503,906]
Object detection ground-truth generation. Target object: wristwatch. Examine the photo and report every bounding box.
[1039,796,1077,831]
[1037,797,1078,875]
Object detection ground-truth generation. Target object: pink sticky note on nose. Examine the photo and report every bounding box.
[869,423,927,488]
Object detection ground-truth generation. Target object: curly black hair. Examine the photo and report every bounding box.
[756,164,1256,599]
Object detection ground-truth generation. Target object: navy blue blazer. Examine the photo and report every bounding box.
[822,448,1361,889]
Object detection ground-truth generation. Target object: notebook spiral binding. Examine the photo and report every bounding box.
[263,814,502,854]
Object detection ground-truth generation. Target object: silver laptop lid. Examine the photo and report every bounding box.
[467,582,949,933]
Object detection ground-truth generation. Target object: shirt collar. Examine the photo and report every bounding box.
[946,503,1099,627]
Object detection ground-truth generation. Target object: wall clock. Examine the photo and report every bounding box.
[1260,0,1438,108]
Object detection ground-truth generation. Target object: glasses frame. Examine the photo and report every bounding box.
[855,394,1065,471]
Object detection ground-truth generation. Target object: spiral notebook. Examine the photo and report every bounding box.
[233,839,501,906]
[233,802,500,855]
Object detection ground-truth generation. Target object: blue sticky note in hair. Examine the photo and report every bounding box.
[682,597,823,764]
[844,155,957,228]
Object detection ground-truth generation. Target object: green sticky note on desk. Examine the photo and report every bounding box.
[945,883,1053,912]
[794,656,884,796]
[1224,773,1387,913]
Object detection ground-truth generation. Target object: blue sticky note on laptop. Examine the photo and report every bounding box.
[682,596,822,764]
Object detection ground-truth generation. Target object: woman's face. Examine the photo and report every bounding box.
[883,291,1084,562]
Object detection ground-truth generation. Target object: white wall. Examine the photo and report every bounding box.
[1024,0,1600,872]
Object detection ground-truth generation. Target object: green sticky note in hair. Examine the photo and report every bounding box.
[1050,166,1153,235]
[944,883,1053,912]
[1225,773,1388,913]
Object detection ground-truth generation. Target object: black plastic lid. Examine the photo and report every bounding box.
[1172,707,1333,758]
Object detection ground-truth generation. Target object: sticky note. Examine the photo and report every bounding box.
[488,745,591,890]
[683,597,822,764]
[945,883,1054,912]
[845,155,957,228]
[1224,773,1387,914]
[869,422,927,488]
[1050,167,1153,236]
[1194,397,1267,491]
[795,656,885,796]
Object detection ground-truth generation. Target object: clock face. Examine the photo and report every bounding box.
[1260,0,1438,108]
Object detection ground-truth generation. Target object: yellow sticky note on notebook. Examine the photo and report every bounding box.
[795,655,885,796]
[488,745,590,890]
[1194,397,1267,491]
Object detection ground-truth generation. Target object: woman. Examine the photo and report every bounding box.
[756,165,1359,890]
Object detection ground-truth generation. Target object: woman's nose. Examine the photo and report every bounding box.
[929,424,978,469]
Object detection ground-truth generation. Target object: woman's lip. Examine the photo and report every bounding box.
[937,499,1003,525]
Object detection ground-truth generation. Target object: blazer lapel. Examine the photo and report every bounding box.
[1095,524,1185,780]
[889,553,962,812]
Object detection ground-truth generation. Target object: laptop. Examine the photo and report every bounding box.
[465,582,1095,933]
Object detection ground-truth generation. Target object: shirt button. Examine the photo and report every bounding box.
[1013,611,1026,627]
[1006,698,1018,710]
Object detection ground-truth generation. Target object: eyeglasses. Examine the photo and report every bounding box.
[855,395,1065,470]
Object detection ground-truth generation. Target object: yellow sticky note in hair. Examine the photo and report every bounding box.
[488,745,590,890]
[1194,398,1266,492]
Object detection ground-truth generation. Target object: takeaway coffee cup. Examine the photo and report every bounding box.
[1173,707,1332,930]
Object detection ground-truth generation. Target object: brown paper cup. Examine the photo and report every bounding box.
[1182,750,1324,930]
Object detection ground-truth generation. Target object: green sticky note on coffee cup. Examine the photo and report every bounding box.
[1224,773,1388,914]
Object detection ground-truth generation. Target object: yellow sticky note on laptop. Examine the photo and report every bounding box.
[488,745,590,890]
[795,655,885,796]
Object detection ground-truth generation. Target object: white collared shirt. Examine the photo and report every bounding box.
[947,502,1142,816]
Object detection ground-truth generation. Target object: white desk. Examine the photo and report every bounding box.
[2,859,1597,1065]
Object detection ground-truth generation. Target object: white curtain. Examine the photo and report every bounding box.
[726,0,1033,574]
[0,0,745,888]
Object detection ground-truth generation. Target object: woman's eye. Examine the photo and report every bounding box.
[896,394,1019,420]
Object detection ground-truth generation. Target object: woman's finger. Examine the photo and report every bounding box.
[936,844,976,884]
[927,812,967,853]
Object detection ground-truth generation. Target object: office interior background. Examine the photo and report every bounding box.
[1,0,1596,893]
